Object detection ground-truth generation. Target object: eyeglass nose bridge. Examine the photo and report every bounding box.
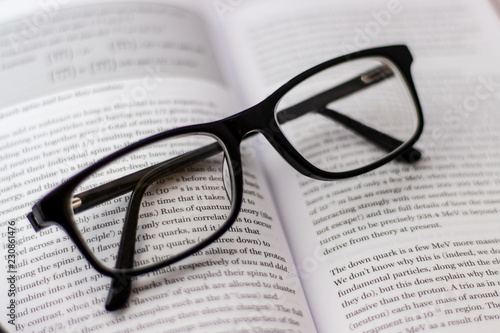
[218,100,318,180]
[219,101,298,166]
[221,101,275,141]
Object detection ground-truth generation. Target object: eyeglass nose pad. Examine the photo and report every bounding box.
[222,157,233,202]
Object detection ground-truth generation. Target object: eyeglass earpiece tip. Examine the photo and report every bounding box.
[398,147,422,164]
[105,277,132,311]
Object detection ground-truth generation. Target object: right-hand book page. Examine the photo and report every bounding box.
[220,0,500,332]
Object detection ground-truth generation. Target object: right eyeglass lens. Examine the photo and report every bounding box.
[69,133,234,272]
[275,57,418,173]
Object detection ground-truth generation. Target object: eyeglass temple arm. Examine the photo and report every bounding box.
[72,142,224,213]
[105,154,200,311]
[74,143,223,310]
[275,64,421,162]
[76,143,225,311]
[80,143,223,311]
[317,107,421,162]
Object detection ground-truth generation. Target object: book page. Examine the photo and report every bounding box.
[220,0,500,107]
[0,3,316,332]
[221,0,500,332]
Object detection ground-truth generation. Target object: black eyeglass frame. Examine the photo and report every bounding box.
[28,45,424,278]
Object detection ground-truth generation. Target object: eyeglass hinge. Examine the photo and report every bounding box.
[27,212,43,232]
[361,65,393,85]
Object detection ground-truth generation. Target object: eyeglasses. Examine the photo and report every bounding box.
[27,45,424,310]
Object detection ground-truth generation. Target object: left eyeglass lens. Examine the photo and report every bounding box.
[275,56,419,173]
[70,134,234,271]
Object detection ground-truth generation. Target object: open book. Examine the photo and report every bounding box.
[1,0,500,332]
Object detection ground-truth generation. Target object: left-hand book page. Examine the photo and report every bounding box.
[0,2,316,332]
